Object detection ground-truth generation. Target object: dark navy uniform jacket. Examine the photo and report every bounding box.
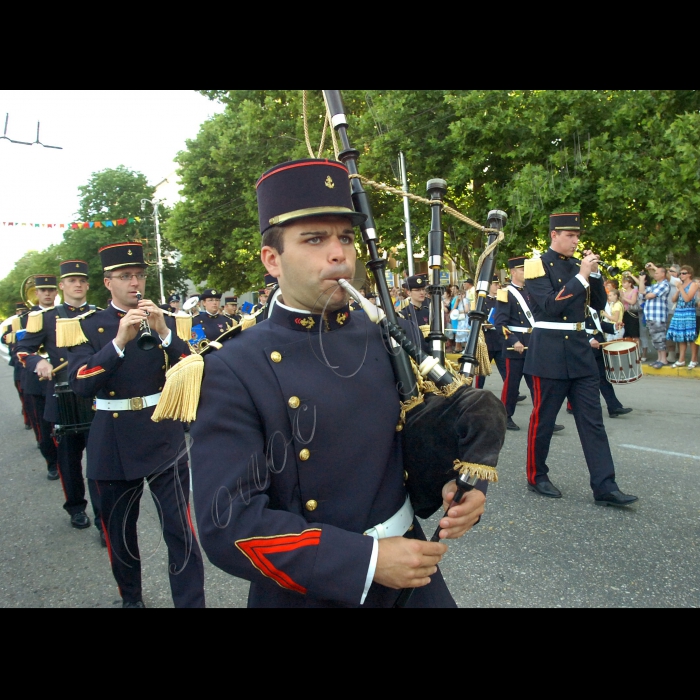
[67,304,190,481]
[190,302,451,608]
[399,301,430,326]
[586,314,616,355]
[195,311,235,342]
[18,306,49,397]
[494,285,534,356]
[524,248,606,379]
[15,303,91,422]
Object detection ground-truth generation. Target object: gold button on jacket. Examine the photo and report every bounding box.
[299,448,310,461]
[288,396,300,409]
[305,499,318,511]
[270,351,282,363]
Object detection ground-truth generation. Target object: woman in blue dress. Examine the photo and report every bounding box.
[667,265,699,368]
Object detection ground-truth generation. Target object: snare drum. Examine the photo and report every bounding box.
[54,382,95,435]
[601,340,643,385]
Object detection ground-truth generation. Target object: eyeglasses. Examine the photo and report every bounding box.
[679,271,689,275]
[112,273,148,282]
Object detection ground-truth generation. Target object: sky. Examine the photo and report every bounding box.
[0,90,226,278]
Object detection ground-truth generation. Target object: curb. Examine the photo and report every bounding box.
[642,364,700,379]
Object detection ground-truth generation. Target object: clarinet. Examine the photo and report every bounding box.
[458,210,508,375]
[323,90,416,402]
[426,178,447,365]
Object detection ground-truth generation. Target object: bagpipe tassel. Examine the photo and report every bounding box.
[453,459,498,483]
[56,318,89,347]
[475,328,492,376]
[151,353,204,423]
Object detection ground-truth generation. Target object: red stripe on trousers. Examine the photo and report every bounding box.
[501,358,510,406]
[527,376,541,484]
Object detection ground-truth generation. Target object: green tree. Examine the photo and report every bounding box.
[169,90,700,290]
[0,166,188,315]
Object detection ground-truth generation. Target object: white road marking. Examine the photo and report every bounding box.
[618,444,700,461]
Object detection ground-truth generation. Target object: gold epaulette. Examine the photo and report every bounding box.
[56,309,96,347]
[418,324,430,339]
[174,311,193,343]
[496,288,509,303]
[25,306,54,333]
[11,316,22,333]
[524,257,545,279]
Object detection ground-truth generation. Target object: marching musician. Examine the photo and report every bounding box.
[523,212,638,506]
[584,308,634,418]
[190,158,488,608]
[195,289,234,341]
[1,302,33,430]
[223,296,241,322]
[252,275,278,313]
[67,242,205,608]
[167,294,182,313]
[15,261,101,531]
[15,275,59,480]
[495,257,535,430]
[399,275,431,326]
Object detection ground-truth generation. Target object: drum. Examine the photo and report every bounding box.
[601,340,643,385]
[54,382,94,435]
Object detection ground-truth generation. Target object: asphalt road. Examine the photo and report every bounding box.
[1,360,698,608]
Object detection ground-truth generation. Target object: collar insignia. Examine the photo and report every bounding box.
[298,317,315,329]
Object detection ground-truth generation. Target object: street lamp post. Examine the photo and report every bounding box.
[140,198,165,305]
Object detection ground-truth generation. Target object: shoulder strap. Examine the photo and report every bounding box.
[588,307,603,334]
[507,286,535,327]
[55,305,69,319]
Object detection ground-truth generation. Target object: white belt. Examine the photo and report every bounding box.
[507,325,532,333]
[94,393,161,411]
[364,496,414,539]
[534,321,587,331]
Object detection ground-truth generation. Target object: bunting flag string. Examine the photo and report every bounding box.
[1,217,142,229]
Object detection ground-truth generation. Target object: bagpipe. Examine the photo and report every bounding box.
[323,90,507,606]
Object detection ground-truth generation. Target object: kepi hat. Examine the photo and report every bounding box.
[99,242,147,271]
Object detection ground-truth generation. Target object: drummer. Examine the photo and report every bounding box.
[15,261,101,532]
[585,309,634,418]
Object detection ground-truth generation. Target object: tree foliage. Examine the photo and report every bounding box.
[169,90,700,292]
[0,166,187,316]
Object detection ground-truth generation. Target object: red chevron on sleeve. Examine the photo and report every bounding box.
[555,287,574,301]
[16,351,30,367]
[236,529,322,594]
[76,364,105,379]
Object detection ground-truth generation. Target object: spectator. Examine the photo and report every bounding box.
[666,263,682,362]
[602,288,625,341]
[604,277,619,294]
[620,273,641,349]
[667,265,699,368]
[463,278,476,312]
[453,287,470,352]
[638,264,671,368]
[443,287,455,350]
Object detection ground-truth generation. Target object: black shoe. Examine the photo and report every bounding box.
[566,408,573,415]
[553,424,564,432]
[594,490,638,507]
[24,423,32,430]
[122,600,145,609]
[608,407,633,417]
[517,395,526,402]
[506,417,520,431]
[99,529,107,548]
[70,512,91,529]
[47,469,59,480]
[527,481,562,498]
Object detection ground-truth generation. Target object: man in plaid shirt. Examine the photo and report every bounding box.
[639,264,670,368]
